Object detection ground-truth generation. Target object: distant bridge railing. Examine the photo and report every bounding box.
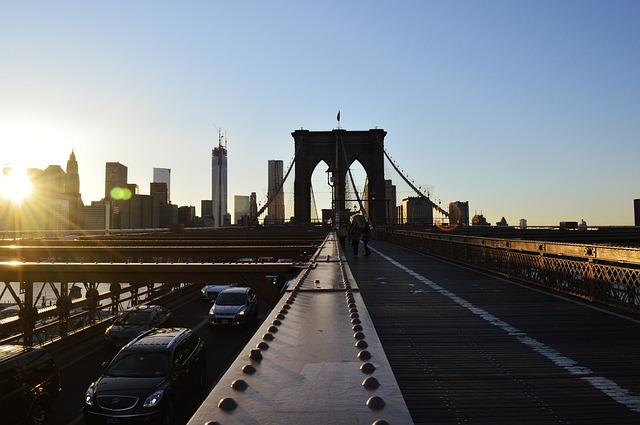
[0,277,191,347]
[375,229,640,314]
[0,261,297,347]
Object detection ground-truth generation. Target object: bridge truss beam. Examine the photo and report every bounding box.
[0,262,296,346]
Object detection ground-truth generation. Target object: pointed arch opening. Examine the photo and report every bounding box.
[292,128,388,226]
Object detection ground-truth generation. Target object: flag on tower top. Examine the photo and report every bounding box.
[337,110,341,122]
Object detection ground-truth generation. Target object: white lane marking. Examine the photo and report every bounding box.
[372,247,640,413]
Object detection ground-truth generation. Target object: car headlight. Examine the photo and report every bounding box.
[143,389,165,408]
[84,383,95,406]
[237,308,247,316]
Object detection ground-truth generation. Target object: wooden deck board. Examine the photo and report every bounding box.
[346,240,640,424]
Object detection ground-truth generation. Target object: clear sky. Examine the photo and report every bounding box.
[1,1,638,226]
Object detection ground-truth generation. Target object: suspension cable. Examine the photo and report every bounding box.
[255,134,303,220]
[374,134,449,217]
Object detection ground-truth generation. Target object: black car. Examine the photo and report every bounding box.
[0,344,61,425]
[84,327,206,425]
[104,305,173,348]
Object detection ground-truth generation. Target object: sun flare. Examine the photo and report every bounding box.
[0,168,33,203]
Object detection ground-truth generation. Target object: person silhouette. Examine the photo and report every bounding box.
[361,221,371,256]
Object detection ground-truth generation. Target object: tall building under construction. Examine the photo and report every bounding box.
[211,135,228,227]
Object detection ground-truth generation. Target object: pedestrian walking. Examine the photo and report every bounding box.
[337,223,348,249]
[362,221,371,256]
[350,220,362,256]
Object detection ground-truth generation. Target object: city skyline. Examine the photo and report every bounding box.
[1,1,638,226]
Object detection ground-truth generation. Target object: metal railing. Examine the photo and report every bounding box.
[375,229,640,314]
[0,259,299,347]
[0,280,189,346]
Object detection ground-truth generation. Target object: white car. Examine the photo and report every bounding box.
[200,283,236,301]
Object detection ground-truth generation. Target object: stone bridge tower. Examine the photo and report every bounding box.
[292,128,387,225]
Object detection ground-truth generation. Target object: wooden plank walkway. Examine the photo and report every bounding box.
[345,239,640,424]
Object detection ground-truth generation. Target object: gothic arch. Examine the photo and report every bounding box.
[292,128,387,225]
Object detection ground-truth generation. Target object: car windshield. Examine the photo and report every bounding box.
[216,292,247,306]
[106,352,169,378]
[114,310,151,326]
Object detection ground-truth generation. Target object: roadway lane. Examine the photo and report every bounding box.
[46,285,272,425]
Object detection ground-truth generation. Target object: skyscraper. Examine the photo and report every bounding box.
[153,167,171,203]
[211,136,228,228]
[401,197,434,225]
[385,179,397,225]
[267,160,285,225]
[449,201,470,227]
[201,200,213,218]
[150,182,168,205]
[234,195,251,225]
[65,150,80,195]
[105,162,128,200]
[64,150,83,229]
[42,165,69,230]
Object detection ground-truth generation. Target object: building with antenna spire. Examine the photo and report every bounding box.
[64,149,84,229]
[211,130,229,227]
[66,150,80,195]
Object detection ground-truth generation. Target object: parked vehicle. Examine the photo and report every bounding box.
[0,344,61,425]
[104,305,173,348]
[84,327,206,425]
[209,287,258,326]
[200,283,235,301]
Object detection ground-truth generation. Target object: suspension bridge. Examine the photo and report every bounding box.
[2,128,639,424]
[253,128,452,227]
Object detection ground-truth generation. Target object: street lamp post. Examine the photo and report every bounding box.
[326,167,336,227]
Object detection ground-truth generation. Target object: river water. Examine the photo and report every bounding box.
[0,282,114,314]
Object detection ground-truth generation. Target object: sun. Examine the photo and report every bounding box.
[0,168,33,203]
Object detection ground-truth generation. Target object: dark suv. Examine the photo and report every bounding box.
[104,305,173,348]
[208,287,258,326]
[84,327,206,424]
[0,344,61,425]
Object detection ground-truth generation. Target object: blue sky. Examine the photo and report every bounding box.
[1,1,638,226]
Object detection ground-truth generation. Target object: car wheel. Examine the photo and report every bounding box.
[29,398,49,425]
[162,400,175,425]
